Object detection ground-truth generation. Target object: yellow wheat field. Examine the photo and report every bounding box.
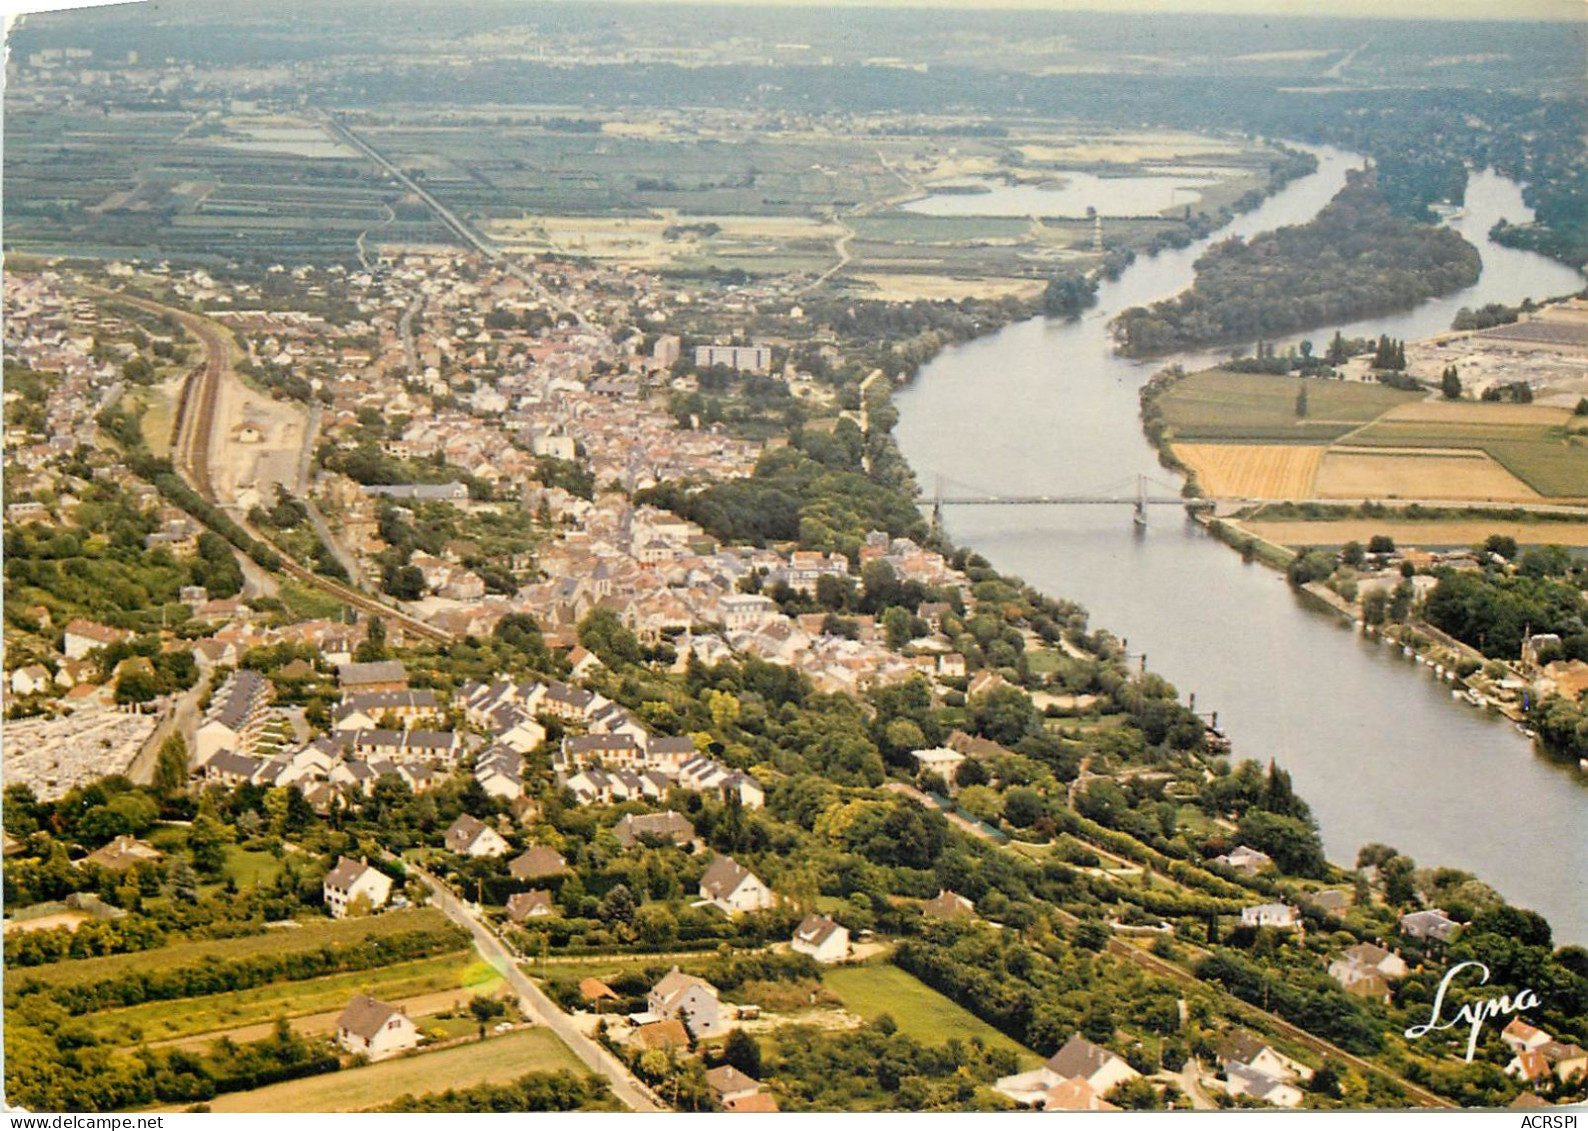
[1313,449,1540,501]
[1173,443,1325,498]
[1239,519,1588,549]
[1378,401,1573,427]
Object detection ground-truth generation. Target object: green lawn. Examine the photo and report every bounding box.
[821,964,1042,1067]
[15,908,454,989]
[159,1028,587,1113]
[84,951,487,1046]
[277,581,349,621]
[225,845,287,889]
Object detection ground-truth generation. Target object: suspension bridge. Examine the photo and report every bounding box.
[927,473,1201,529]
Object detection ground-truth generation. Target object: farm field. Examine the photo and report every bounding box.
[153,1027,587,1113]
[82,951,487,1047]
[1235,518,1588,549]
[820,964,1042,1067]
[141,985,497,1053]
[1159,369,1588,501]
[1313,448,1539,502]
[1015,130,1253,164]
[1156,370,1421,443]
[1172,443,1324,498]
[12,907,454,990]
[848,273,1048,302]
[479,213,844,270]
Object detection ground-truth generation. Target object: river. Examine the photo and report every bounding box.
[893,145,1588,944]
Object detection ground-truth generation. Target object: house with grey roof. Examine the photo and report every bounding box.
[698,854,774,916]
[323,856,393,919]
[647,966,724,1037]
[993,1033,1140,1107]
[337,660,409,693]
[505,889,558,922]
[508,845,570,882]
[791,914,849,964]
[195,670,273,762]
[1399,908,1461,943]
[336,994,420,1060]
[612,810,694,850]
[443,814,510,858]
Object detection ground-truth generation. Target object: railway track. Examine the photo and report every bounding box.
[89,284,455,646]
[1101,931,1456,1108]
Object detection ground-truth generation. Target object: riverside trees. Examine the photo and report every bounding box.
[1113,172,1480,356]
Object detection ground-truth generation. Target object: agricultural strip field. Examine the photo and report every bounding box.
[83,951,488,1047]
[153,1027,587,1114]
[1313,448,1540,502]
[1172,443,1324,498]
[820,964,1042,1068]
[1234,518,1588,549]
[1155,370,1422,443]
[10,907,453,991]
[848,273,1048,302]
[1159,369,1588,501]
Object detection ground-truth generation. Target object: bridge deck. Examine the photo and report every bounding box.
[934,496,1190,506]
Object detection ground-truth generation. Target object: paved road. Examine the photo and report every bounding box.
[409,865,666,1112]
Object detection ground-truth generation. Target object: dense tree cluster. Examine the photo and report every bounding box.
[379,1070,619,1112]
[1423,565,1586,661]
[1113,174,1480,356]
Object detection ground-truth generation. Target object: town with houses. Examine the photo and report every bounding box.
[6,247,1586,1116]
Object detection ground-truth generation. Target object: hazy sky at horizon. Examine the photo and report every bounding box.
[4,0,1585,19]
[587,0,1583,21]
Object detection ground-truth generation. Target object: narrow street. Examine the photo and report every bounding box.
[409,865,666,1112]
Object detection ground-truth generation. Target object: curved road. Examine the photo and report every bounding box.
[409,865,666,1113]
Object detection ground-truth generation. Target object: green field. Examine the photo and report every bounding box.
[1157,370,1421,442]
[1486,441,1588,498]
[1343,420,1588,497]
[14,908,454,990]
[821,964,1042,1067]
[84,951,486,1046]
[850,213,1033,244]
[531,952,720,984]
[158,1027,587,1113]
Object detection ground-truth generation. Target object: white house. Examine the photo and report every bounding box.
[1241,903,1300,930]
[1216,1032,1309,1086]
[910,746,965,782]
[335,994,421,1060]
[1216,845,1273,876]
[443,813,511,858]
[1328,942,1408,999]
[62,619,129,660]
[717,593,778,632]
[9,665,52,697]
[994,1033,1140,1107]
[1399,908,1460,942]
[791,914,849,964]
[699,854,775,915]
[323,856,393,919]
[1225,1062,1304,1108]
[1502,1019,1554,1055]
[648,966,725,1037]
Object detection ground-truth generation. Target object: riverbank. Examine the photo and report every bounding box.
[891,143,1587,945]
